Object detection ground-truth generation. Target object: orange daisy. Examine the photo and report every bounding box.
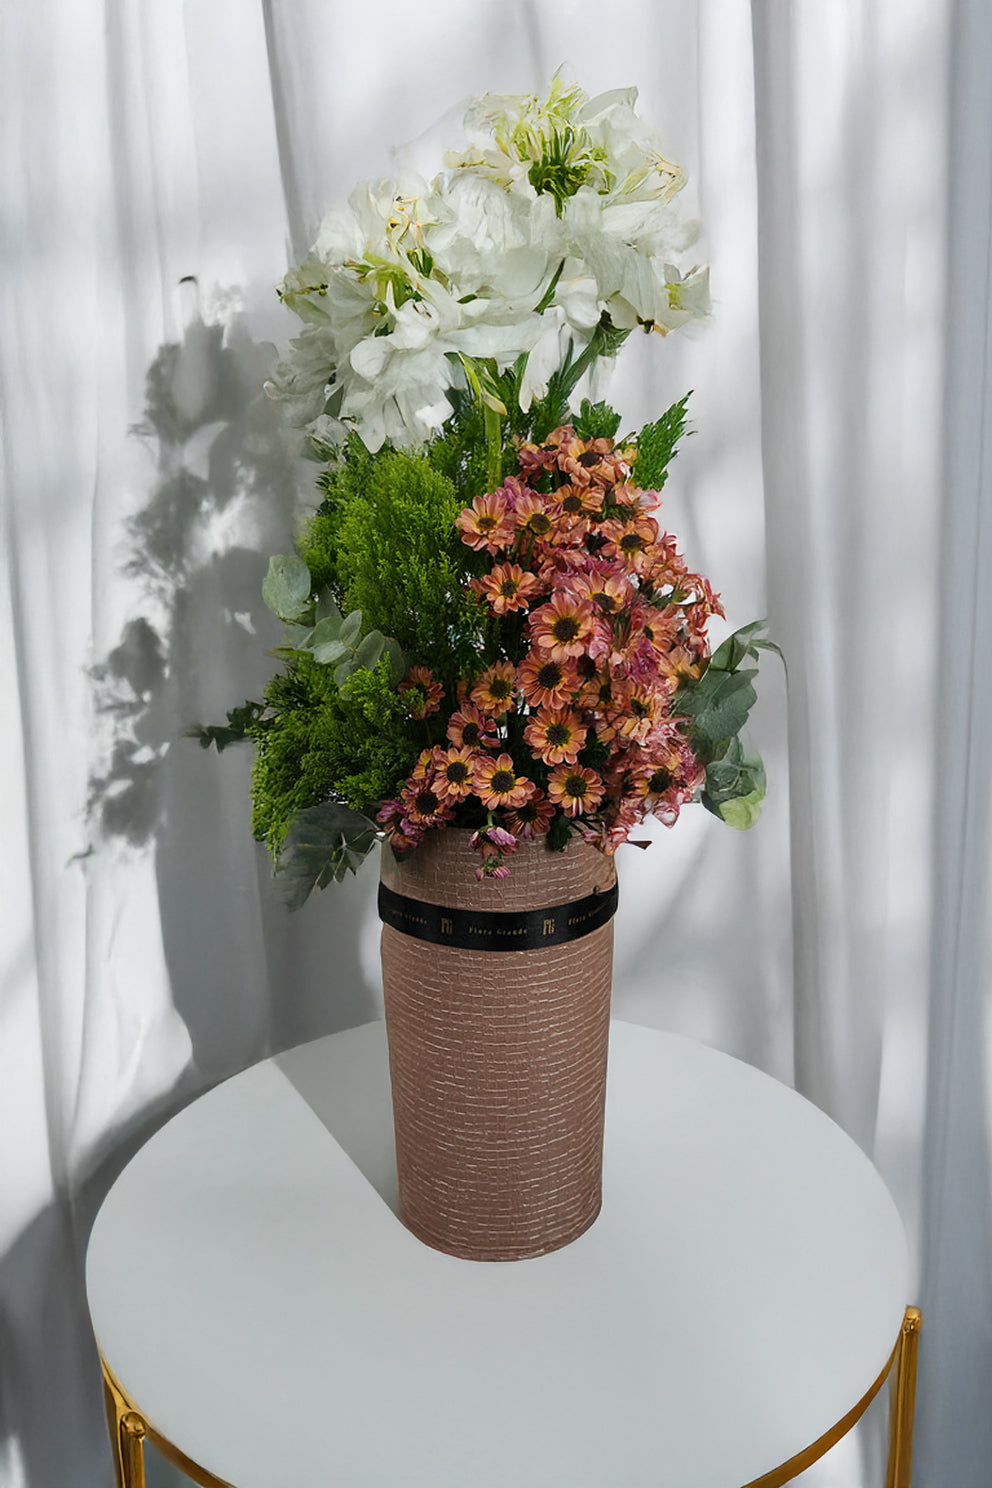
[473,563,545,615]
[503,793,555,838]
[472,753,535,810]
[399,778,454,828]
[518,650,578,710]
[554,483,604,520]
[446,703,499,750]
[456,492,515,553]
[599,516,660,571]
[523,707,587,765]
[547,764,605,817]
[432,746,478,802]
[512,492,556,541]
[471,661,518,715]
[528,591,597,661]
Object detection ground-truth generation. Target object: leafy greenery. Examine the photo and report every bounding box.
[186,701,265,752]
[249,655,420,855]
[573,398,623,441]
[675,621,777,828]
[632,392,692,491]
[329,447,484,682]
[275,802,380,909]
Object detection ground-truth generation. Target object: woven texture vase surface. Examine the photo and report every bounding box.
[380,830,615,1261]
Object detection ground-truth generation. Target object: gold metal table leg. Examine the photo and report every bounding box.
[102,1359,147,1488]
[886,1306,922,1488]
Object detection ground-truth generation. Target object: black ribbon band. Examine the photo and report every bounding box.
[378,879,619,952]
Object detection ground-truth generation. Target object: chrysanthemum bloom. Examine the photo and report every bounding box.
[529,591,597,661]
[473,562,545,615]
[570,566,634,618]
[512,492,556,541]
[470,824,518,853]
[656,638,706,685]
[503,792,555,838]
[471,660,518,714]
[470,824,519,879]
[609,679,669,745]
[554,483,604,520]
[399,665,444,718]
[558,435,626,489]
[547,764,605,817]
[408,747,437,781]
[432,746,478,801]
[473,753,535,810]
[399,777,454,829]
[518,650,578,709]
[375,797,423,850]
[599,516,660,571]
[524,707,587,765]
[446,702,499,750]
[456,491,515,553]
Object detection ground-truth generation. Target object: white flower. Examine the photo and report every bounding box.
[265,77,710,451]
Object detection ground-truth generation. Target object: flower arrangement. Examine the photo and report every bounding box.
[194,77,773,906]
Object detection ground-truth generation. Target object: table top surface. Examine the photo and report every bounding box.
[86,1019,909,1488]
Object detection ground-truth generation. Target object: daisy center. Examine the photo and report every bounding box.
[489,678,513,701]
[537,662,564,689]
[445,762,470,785]
[499,578,519,597]
[551,616,580,642]
[561,494,583,513]
[527,513,552,535]
[546,723,571,746]
[490,769,516,793]
[565,775,588,798]
[461,722,481,745]
[415,789,439,814]
[620,532,647,553]
[649,769,671,793]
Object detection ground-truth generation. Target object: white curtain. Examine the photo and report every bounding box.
[0,2,986,1485]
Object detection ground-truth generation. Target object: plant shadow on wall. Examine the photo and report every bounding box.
[87,295,379,1079]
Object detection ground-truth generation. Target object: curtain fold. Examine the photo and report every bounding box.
[0,2,986,1485]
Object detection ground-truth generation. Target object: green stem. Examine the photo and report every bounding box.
[484,402,503,490]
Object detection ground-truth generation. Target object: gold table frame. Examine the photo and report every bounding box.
[101,1305,921,1488]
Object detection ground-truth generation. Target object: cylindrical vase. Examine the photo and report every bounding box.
[379,829,616,1261]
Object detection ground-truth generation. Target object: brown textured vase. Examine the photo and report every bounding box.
[380,829,616,1261]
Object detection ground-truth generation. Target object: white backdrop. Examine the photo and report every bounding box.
[0,2,987,1485]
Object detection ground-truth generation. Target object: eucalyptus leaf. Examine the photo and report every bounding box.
[283,622,313,648]
[677,668,757,749]
[339,609,363,647]
[333,658,354,687]
[275,803,379,909]
[716,788,765,830]
[353,631,385,670]
[262,554,312,621]
[314,588,342,622]
[311,638,349,665]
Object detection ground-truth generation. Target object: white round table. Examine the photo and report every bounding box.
[86,1020,918,1488]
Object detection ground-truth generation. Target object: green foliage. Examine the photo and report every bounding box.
[249,655,420,855]
[300,434,377,600]
[331,448,484,679]
[675,621,779,830]
[187,701,265,752]
[262,553,311,621]
[702,736,767,828]
[426,390,499,498]
[275,802,380,909]
[632,393,692,492]
[572,398,622,441]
